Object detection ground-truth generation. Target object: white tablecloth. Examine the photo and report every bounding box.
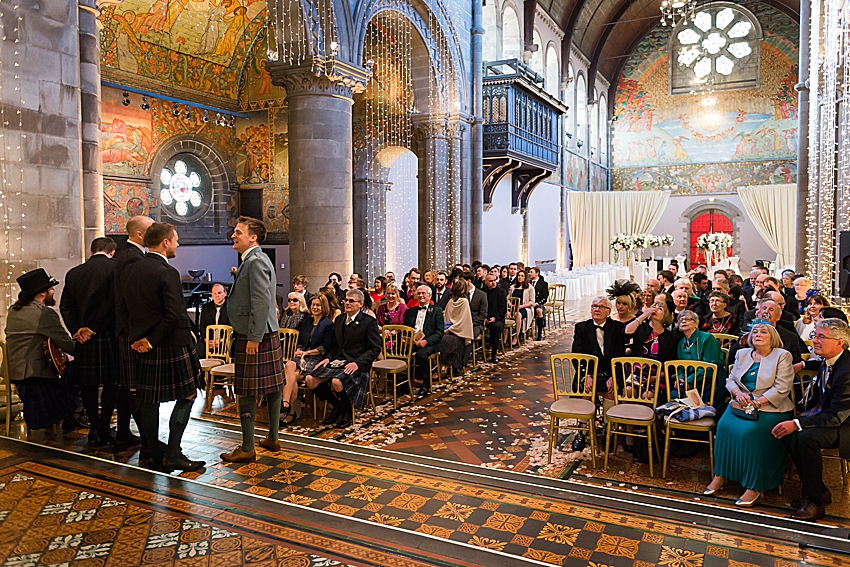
[547,263,629,300]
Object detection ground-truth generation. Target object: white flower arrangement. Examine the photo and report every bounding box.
[646,234,662,249]
[610,233,635,251]
[696,232,732,251]
[660,234,675,246]
[631,233,649,249]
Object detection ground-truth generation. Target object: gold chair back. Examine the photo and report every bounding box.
[664,360,718,405]
[711,333,738,350]
[279,328,300,362]
[381,325,415,362]
[610,357,663,406]
[549,284,566,303]
[205,325,233,362]
[506,296,520,319]
[0,340,14,436]
[792,367,818,418]
[551,354,597,402]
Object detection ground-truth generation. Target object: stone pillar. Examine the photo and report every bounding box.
[471,0,484,263]
[78,0,102,252]
[796,0,811,272]
[521,211,529,267]
[413,116,452,270]
[353,177,388,282]
[268,59,368,288]
[459,117,473,263]
[447,117,465,267]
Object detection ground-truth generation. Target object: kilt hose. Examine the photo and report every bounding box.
[309,365,370,410]
[117,333,138,390]
[232,332,285,397]
[135,344,204,405]
[74,331,119,387]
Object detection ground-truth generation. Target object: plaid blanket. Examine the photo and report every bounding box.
[135,344,204,404]
[74,331,119,387]
[232,332,285,397]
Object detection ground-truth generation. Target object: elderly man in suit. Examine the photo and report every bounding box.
[572,296,626,397]
[124,222,205,472]
[5,269,79,431]
[60,237,137,448]
[404,285,444,398]
[221,217,285,463]
[197,283,230,359]
[306,288,382,428]
[773,318,850,521]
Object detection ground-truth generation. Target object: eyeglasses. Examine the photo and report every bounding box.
[813,334,840,341]
[343,298,360,303]
[591,305,610,310]
[287,298,299,303]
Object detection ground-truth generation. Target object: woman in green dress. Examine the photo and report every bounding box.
[704,323,794,506]
[673,310,727,403]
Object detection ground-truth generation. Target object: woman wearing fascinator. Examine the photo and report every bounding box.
[607,280,643,355]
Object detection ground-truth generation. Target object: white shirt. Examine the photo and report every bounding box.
[128,240,146,252]
[149,251,168,263]
[794,351,842,430]
[214,305,222,325]
[414,308,427,333]
[594,320,606,354]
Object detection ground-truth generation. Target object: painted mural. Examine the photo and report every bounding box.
[239,30,288,110]
[563,151,588,191]
[102,88,153,177]
[104,180,156,233]
[611,1,799,194]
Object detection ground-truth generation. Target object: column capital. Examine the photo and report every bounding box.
[267,58,370,101]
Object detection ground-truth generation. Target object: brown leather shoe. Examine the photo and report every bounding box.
[220,447,256,463]
[257,438,280,452]
[790,490,831,510]
[791,500,826,522]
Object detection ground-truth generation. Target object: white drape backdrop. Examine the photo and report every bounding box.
[737,184,796,269]
[567,191,670,266]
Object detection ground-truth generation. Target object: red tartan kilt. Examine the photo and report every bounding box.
[233,332,285,397]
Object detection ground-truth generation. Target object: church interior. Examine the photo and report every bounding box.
[2,0,850,565]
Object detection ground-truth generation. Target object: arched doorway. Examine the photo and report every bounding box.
[382,148,419,274]
[689,211,733,265]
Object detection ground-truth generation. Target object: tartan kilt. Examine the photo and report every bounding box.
[117,333,138,389]
[232,332,285,397]
[74,331,119,387]
[309,364,370,411]
[135,344,204,404]
[13,376,80,430]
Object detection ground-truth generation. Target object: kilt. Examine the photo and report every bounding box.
[117,333,138,389]
[74,331,119,387]
[135,344,204,404]
[13,376,80,430]
[233,332,285,397]
[310,363,370,410]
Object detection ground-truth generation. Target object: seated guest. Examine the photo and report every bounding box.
[641,287,658,312]
[780,269,796,297]
[424,269,439,295]
[713,278,746,320]
[734,299,805,374]
[675,279,707,319]
[376,283,407,330]
[326,272,346,305]
[281,294,336,426]
[484,274,507,363]
[498,266,511,292]
[797,294,831,340]
[403,285,444,397]
[280,292,308,329]
[528,267,549,340]
[305,289,381,429]
[610,282,642,325]
[669,289,690,331]
[772,318,850,521]
[401,268,421,303]
[198,283,230,358]
[508,269,536,346]
[674,310,727,401]
[370,276,387,305]
[292,275,312,305]
[433,271,451,310]
[658,270,676,295]
[646,278,661,294]
[349,278,373,311]
[572,297,626,399]
[701,291,740,335]
[693,273,711,302]
[625,299,678,362]
[786,276,812,318]
[319,286,343,321]
[669,261,680,279]
[705,323,794,506]
[385,271,395,284]
[441,279,473,376]
[5,269,79,431]
[466,273,488,341]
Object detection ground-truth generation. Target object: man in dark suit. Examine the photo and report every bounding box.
[572,296,626,396]
[484,274,507,363]
[774,318,850,521]
[60,237,136,447]
[529,267,549,340]
[658,270,676,296]
[197,283,230,359]
[403,285,444,397]
[124,222,204,473]
[465,274,488,341]
[433,271,451,310]
[306,288,381,428]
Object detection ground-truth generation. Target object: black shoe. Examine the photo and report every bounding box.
[323,407,342,426]
[90,429,116,446]
[790,491,832,510]
[161,452,205,472]
[490,356,497,364]
[335,413,353,429]
[417,386,431,398]
[113,433,141,450]
[571,432,586,452]
[140,439,167,461]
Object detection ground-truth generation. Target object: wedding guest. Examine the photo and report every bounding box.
[280,292,308,330]
[701,291,740,335]
[441,278,473,377]
[797,295,831,340]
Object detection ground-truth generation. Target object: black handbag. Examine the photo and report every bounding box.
[729,400,759,421]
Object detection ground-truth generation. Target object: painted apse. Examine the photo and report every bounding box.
[98,2,290,239]
[611,1,799,194]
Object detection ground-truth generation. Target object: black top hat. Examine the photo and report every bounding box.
[17,268,59,301]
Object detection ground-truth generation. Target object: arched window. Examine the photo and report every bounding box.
[531,29,543,75]
[599,94,607,164]
[482,0,500,61]
[545,43,559,96]
[159,153,211,221]
[502,6,521,60]
[669,2,760,95]
[689,211,733,265]
[566,63,575,146]
[575,73,586,155]
[590,88,599,157]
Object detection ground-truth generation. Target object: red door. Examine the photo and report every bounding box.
[689,212,733,266]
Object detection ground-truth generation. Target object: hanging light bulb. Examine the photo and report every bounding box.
[202,109,209,123]
[121,90,131,106]
[172,102,180,117]
[184,105,193,120]
[660,0,697,28]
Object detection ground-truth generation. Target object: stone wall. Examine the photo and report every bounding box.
[0,0,84,329]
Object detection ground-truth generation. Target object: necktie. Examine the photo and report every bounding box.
[346,317,354,326]
[215,306,221,325]
[802,363,830,416]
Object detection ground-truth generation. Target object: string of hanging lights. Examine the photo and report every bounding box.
[659,0,698,28]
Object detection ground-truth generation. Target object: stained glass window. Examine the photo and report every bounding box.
[669,2,759,95]
[159,153,210,220]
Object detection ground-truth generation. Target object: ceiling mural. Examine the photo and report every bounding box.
[99,0,268,104]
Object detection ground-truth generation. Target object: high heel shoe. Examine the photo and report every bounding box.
[735,493,762,507]
[703,480,725,496]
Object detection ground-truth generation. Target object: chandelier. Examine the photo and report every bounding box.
[660,0,697,28]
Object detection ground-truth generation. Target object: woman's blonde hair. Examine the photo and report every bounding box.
[747,323,784,350]
[288,292,308,313]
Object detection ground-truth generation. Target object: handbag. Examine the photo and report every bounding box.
[729,400,759,421]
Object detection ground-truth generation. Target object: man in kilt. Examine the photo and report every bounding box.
[306,288,381,429]
[114,215,154,453]
[123,222,205,472]
[5,269,80,431]
[221,216,285,463]
[60,237,137,447]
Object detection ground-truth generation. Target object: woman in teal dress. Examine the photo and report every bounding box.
[704,323,794,506]
[673,310,728,404]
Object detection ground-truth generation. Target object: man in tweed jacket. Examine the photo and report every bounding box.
[221,216,285,463]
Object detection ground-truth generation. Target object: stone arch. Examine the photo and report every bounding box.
[147,135,235,244]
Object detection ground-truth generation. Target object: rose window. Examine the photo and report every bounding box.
[159,154,210,219]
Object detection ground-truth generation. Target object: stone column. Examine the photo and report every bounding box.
[471,0,484,263]
[795,0,811,272]
[79,0,103,253]
[268,59,368,287]
[413,116,451,270]
[447,116,465,267]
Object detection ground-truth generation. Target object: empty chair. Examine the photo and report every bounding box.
[548,354,599,467]
[201,324,233,412]
[371,325,414,409]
